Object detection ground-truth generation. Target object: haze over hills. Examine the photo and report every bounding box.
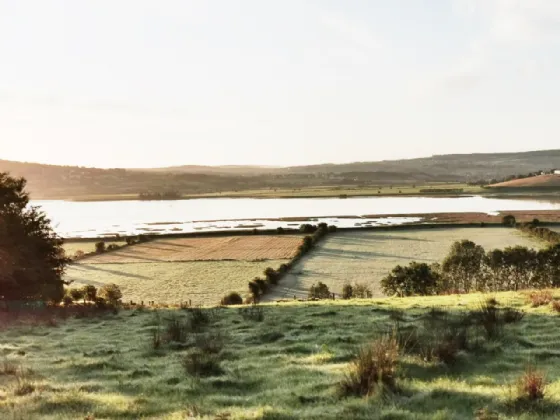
[1,149,560,199]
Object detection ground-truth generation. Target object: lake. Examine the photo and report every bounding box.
[32,196,560,238]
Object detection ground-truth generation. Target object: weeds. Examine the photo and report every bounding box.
[502,307,525,324]
[515,365,546,402]
[165,315,189,343]
[13,378,35,396]
[1,359,19,376]
[339,334,399,397]
[527,290,553,307]
[471,300,503,340]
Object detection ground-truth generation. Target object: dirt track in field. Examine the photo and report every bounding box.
[83,235,303,263]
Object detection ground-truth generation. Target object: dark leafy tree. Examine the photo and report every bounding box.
[441,240,486,292]
[0,173,70,302]
[381,262,440,297]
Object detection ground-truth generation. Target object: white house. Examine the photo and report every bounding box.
[555,170,560,175]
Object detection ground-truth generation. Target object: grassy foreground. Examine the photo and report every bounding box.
[2,292,560,419]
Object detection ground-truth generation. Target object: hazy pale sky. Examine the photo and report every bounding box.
[1,0,560,168]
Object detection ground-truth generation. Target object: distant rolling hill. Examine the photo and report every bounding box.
[490,174,560,189]
[2,149,560,199]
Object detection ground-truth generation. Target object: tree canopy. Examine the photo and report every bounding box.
[0,173,69,302]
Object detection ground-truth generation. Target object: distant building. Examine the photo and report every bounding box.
[555,170,560,175]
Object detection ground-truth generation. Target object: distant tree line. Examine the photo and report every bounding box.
[382,223,560,297]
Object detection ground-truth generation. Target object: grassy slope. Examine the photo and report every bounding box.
[267,228,542,301]
[65,260,288,305]
[2,292,560,419]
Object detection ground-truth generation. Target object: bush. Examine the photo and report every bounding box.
[264,267,279,285]
[502,214,516,227]
[342,283,353,299]
[471,300,503,340]
[182,349,222,377]
[248,281,261,301]
[527,290,553,307]
[308,282,331,300]
[95,241,106,253]
[82,285,97,302]
[107,244,119,251]
[255,278,268,294]
[551,300,560,313]
[516,365,546,402]
[353,282,373,298]
[220,292,243,306]
[381,262,440,297]
[185,306,210,331]
[339,335,399,396]
[98,284,123,306]
[125,236,136,245]
[68,288,85,302]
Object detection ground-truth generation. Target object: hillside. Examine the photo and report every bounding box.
[490,174,560,189]
[2,149,560,199]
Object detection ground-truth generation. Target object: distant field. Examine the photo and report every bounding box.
[64,235,300,305]
[63,240,126,257]
[66,260,286,305]
[82,235,303,263]
[266,227,542,301]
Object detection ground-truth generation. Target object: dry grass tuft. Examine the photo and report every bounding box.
[526,290,553,307]
[516,365,546,403]
[339,334,399,397]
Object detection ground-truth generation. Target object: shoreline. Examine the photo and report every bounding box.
[62,210,560,241]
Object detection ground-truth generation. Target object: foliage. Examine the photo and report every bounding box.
[0,172,70,302]
[339,334,399,396]
[95,241,106,253]
[68,288,85,302]
[220,292,243,306]
[342,283,353,299]
[441,240,486,293]
[502,215,516,227]
[98,284,123,306]
[527,290,553,307]
[381,262,441,297]
[308,282,331,300]
[81,285,97,302]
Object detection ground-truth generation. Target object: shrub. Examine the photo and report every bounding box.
[182,349,222,377]
[516,365,546,402]
[502,214,516,227]
[82,285,97,302]
[264,267,279,285]
[125,236,136,245]
[194,331,226,354]
[475,407,500,420]
[551,300,560,313]
[328,225,337,233]
[276,227,285,234]
[353,282,373,298]
[339,335,399,396]
[527,290,553,307]
[107,244,119,251]
[299,224,317,234]
[308,282,331,300]
[74,250,85,259]
[95,241,106,253]
[1,359,19,375]
[68,288,85,302]
[99,284,123,306]
[471,299,503,340]
[255,278,268,294]
[342,283,353,299]
[381,262,440,297]
[248,281,261,301]
[14,380,35,396]
[62,295,73,306]
[220,292,243,306]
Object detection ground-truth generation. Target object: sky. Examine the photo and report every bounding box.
[1,0,560,168]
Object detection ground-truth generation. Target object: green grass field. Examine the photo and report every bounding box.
[267,228,542,300]
[2,292,560,419]
[65,260,287,305]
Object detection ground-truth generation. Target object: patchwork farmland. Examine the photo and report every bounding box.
[265,227,543,301]
[65,235,303,305]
